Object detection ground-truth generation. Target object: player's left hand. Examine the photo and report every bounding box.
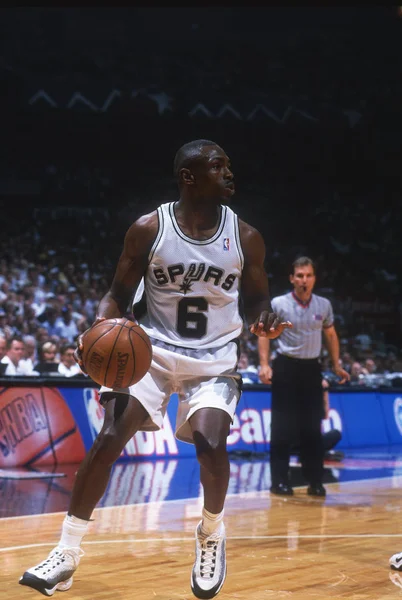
[332,365,350,384]
[74,317,106,373]
[249,311,292,339]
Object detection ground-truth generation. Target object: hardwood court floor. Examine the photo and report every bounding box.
[1,475,402,599]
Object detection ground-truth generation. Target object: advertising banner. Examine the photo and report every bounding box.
[1,384,402,467]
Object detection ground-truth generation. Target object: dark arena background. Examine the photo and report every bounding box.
[1,7,402,599]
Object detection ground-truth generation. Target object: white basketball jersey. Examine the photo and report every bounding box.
[137,202,244,349]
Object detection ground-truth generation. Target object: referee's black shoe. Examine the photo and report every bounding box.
[307,483,326,497]
[270,483,294,496]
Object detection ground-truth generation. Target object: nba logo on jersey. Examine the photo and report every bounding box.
[223,238,230,251]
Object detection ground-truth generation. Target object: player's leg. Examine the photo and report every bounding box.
[174,342,240,599]
[69,392,149,518]
[19,392,151,596]
[189,406,232,600]
[191,406,232,516]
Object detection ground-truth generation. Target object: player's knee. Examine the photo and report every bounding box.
[194,435,228,470]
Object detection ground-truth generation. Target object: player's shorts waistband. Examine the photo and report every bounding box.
[149,336,239,359]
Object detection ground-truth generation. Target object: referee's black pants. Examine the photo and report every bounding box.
[270,353,324,487]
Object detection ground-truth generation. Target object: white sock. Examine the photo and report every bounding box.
[200,508,224,538]
[59,515,91,549]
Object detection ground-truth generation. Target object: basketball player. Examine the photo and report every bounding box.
[20,140,291,599]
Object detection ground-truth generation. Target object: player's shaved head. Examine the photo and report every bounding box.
[173,140,220,179]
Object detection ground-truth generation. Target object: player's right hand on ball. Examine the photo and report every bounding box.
[74,317,106,373]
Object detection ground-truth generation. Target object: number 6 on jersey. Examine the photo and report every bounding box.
[177,297,208,339]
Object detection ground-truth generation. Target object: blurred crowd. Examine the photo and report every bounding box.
[0,198,401,386]
[0,208,113,378]
[0,254,92,377]
[238,329,402,388]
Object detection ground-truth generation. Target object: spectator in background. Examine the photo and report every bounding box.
[37,327,51,345]
[353,329,373,355]
[340,351,354,374]
[34,341,59,375]
[20,334,38,373]
[54,306,79,343]
[0,335,6,362]
[0,308,13,339]
[365,357,376,375]
[42,308,61,337]
[83,288,98,323]
[237,351,259,384]
[58,343,83,377]
[350,361,366,384]
[1,337,36,376]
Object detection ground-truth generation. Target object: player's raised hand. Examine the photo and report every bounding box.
[249,311,292,339]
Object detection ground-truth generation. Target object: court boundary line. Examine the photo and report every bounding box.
[2,533,402,554]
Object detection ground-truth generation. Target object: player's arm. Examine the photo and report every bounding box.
[97,212,159,320]
[239,220,291,339]
[74,212,158,371]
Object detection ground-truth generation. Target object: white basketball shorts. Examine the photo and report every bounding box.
[99,337,242,444]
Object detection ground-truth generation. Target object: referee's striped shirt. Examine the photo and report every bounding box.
[272,292,334,359]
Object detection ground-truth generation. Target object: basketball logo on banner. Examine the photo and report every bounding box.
[0,387,85,467]
[83,387,104,440]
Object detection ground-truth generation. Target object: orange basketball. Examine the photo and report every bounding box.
[82,318,152,388]
[0,386,86,468]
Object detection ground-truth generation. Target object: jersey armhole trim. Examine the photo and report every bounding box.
[234,214,244,270]
[148,206,164,263]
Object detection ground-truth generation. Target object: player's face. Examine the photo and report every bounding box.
[290,265,316,295]
[193,147,235,203]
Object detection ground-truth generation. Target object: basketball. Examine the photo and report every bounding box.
[82,317,152,388]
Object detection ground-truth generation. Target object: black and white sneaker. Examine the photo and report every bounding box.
[19,546,84,596]
[390,552,402,571]
[191,521,227,599]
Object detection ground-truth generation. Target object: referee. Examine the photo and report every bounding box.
[258,256,349,497]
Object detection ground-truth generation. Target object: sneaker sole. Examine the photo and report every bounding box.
[19,573,73,596]
[191,565,227,599]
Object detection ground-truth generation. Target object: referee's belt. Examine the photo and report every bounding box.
[276,353,320,365]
